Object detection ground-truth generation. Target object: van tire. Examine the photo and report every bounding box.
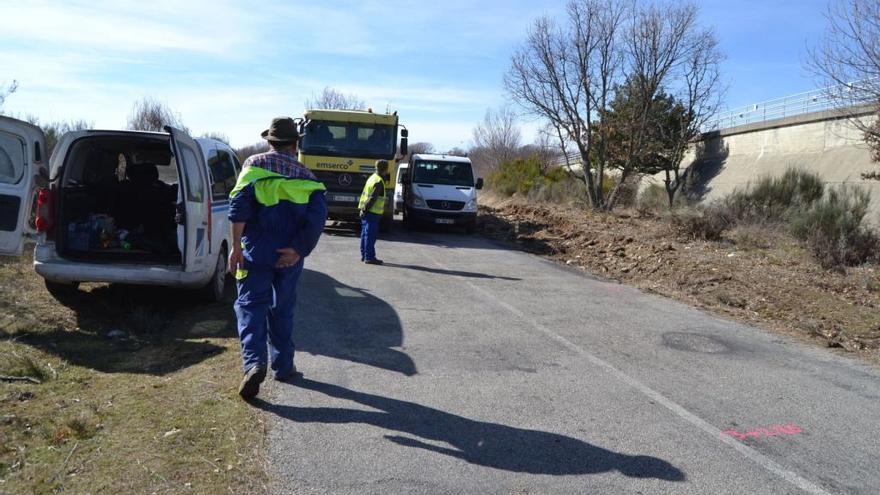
[199,248,228,303]
[45,280,80,302]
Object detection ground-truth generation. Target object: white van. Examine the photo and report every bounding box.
[393,162,408,215]
[400,154,483,233]
[0,116,239,302]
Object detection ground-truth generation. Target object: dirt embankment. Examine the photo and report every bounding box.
[478,196,880,359]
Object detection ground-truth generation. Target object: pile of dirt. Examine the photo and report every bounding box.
[478,196,880,359]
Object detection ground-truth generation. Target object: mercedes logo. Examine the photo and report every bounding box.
[441,201,449,209]
[338,173,353,187]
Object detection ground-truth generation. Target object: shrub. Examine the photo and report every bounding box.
[724,168,824,224]
[487,157,544,196]
[637,183,688,215]
[670,205,734,241]
[790,185,878,269]
[528,177,589,206]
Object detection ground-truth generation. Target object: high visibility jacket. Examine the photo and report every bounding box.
[358,173,386,215]
[229,166,327,269]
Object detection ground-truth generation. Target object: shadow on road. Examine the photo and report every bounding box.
[296,269,417,376]
[381,262,521,281]
[255,379,685,480]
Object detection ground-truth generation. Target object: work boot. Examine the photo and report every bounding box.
[238,365,266,400]
[273,366,303,383]
[364,259,384,265]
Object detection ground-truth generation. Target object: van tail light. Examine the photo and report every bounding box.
[35,188,54,234]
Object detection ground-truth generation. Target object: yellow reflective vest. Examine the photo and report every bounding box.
[358,173,386,215]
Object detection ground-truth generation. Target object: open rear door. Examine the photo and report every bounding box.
[166,126,211,273]
[0,117,46,256]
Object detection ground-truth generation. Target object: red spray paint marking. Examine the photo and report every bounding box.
[722,424,803,441]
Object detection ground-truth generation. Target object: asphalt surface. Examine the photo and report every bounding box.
[256,224,880,495]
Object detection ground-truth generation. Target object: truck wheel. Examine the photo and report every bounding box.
[45,280,80,302]
[199,248,228,303]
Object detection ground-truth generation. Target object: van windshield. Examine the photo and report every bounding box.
[412,160,473,187]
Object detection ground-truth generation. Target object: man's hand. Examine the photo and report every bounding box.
[228,247,245,275]
[358,208,366,219]
[276,247,301,268]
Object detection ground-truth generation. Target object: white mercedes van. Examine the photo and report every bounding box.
[400,154,483,233]
[0,116,239,302]
[393,162,408,214]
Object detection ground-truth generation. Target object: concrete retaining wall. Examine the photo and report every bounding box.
[673,107,880,226]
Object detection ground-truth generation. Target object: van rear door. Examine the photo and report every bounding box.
[0,117,46,256]
[166,126,211,273]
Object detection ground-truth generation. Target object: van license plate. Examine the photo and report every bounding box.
[332,194,358,203]
[435,218,454,224]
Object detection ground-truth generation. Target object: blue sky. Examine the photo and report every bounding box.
[1,0,829,150]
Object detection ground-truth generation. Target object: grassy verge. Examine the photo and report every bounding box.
[0,252,266,494]
[478,195,880,360]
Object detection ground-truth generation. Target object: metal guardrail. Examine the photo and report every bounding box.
[702,79,877,133]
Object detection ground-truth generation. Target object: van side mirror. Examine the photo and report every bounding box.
[475,177,484,190]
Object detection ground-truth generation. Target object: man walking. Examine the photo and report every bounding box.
[359,159,389,265]
[228,117,327,400]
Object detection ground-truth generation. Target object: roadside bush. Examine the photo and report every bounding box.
[528,176,589,206]
[790,186,878,269]
[637,183,688,215]
[670,205,734,241]
[487,156,544,196]
[724,168,824,224]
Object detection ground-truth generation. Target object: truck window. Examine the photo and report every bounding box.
[209,149,238,200]
[0,131,25,185]
[301,120,396,159]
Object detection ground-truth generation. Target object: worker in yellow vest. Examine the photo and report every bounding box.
[358,160,389,265]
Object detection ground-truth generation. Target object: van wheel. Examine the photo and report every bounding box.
[200,249,228,303]
[45,280,80,302]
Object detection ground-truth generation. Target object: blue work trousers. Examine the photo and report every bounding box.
[360,212,381,261]
[234,261,303,379]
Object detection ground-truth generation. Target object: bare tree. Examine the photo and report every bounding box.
[126,97,189,133]
[201,132,230,144]
[235,142,270,163]
[471,106,522,170]
[0,80,18,114]
[305,86,366,110]
[506,0,721,209]
[25,116,92,157]
[505,0,627,209]
[808,0,880,176]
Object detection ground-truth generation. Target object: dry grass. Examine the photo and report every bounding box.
[0,252,267,494]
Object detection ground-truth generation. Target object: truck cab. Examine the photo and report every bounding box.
[401,154,483,233]
[297,109,406,231]
[0,116,238,302]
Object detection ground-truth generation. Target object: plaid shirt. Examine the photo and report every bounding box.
[243,149,316,180]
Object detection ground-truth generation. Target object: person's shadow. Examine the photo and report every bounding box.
[254,379,685,480]
[295,270,417,376]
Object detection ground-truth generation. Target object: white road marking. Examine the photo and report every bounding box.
[420,245,831,495]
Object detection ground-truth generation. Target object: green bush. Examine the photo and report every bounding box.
[724,168,824,224]
[487,157,544,196]
[790,185,878,269]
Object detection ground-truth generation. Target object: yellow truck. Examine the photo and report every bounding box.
[297,109,407,231]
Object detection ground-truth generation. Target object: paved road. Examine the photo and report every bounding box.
[256,225,880,494]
